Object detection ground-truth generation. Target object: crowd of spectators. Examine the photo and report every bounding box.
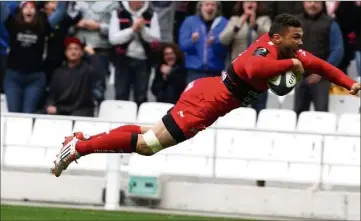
[0,1,360,117]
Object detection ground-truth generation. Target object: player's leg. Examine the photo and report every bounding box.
[72,124,150,141]
[52,117,179,177]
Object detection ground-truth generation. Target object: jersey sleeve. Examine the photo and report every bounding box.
[296,49,356,90]
[244,46,294,79]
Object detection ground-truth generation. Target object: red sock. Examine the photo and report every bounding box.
[89,125,141,140]
[76,131,138,156]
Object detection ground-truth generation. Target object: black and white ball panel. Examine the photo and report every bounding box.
[267,71,298,96]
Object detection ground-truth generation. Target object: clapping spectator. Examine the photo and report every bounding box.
[220,1,271,114]
[179,1,228,84]
[109,1,160,106]
[151,44,186,104]
[74,1,118,76]
[3,1,65,113]
[45,37,104,117]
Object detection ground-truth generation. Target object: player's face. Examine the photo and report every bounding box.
[65,43,83,62]
[278,27,303,58]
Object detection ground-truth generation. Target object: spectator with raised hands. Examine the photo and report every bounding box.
[3,1,65,113]
[178,1,229,84]
[219,1,271,114]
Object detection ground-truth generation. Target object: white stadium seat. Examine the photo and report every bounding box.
[73,120,110,136]
[297,111,337,133]
[323,136,360,166]
[266,90,281,109]
[165,129,215,157]
[1,116,5,164]
[4,146,46,168]
[128,154,166,177]
[163,155,214,177]
[216,107,257,129]
[329,95,360,116]
[98,100,137,123]
[4,116,33,145]
[1,94,8,112]
[30,118,73,147]
[257,109,297,131]
[281,92,295,110]
[215,158,248,179]
[322,165,360,186]
[337,113,360,135]
[137,102,174,125]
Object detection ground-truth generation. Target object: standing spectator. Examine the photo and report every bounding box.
[74,1,118,76]
[354,1,361,79]
[0,1,17,93]
[333,1,360,75]
[151,2,175,44]
[109,1,160,106]
[151,43,186,104]
[179,1,229,84]
[263,1,304,21]
[220,1,271,114]
[294,1,344,115]
[3,1,65,113]
[45,37,103,117]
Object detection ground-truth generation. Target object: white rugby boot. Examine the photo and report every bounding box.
[52,136,81,177]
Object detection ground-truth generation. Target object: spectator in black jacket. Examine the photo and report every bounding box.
[151,43,186,104]
[45,37,105,117]
[3,1,65,113]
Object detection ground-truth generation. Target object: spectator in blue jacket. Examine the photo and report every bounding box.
[0,1,17,93]
[179,1,228,84]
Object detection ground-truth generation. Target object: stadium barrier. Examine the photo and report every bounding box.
[0,112,360,220]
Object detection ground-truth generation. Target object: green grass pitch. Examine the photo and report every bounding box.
[0,204,257,221]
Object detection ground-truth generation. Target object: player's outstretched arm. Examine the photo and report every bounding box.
[297,50,360,95]
[244,56,299,79]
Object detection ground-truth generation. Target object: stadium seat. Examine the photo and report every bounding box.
[266,89,295,110]
[98,100,137,123]
[4,146,46,168]
[296,111,337,133]
[266,90,281,109]
[322,165,360,186]
[216,107,257,129]
[281,92,295,110]
[128,154,166,177]
[73,120,110,136]
[289,135,322,163]
[1,116,5,164]
[30,118,73,148]
[1,94,7,112]
[163,155,214,177]
[4,116,33,146]
[329,95,360,116]
[69,153,107,172]
[257,109,297,131]
[337,113,360,135]
[215,158,248,179]
[137,102,174,125]
[323,136,360,166]
[164,129,215,157]
[286,163,321,184]
[245,161,288,181]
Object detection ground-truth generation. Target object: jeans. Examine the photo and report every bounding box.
[114,56,150,106]
[356,50,360,77]
[4,69,46,113]
[0,54,7,93]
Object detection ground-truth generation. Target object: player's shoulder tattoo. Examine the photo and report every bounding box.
[253,47,270,57]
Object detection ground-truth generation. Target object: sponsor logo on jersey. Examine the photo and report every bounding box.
[253,47,269,57]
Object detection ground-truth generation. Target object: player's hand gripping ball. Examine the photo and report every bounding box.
[267,71,301,96]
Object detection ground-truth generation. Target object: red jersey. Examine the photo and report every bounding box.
[230,33,356,92]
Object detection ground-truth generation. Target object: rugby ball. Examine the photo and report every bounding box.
[268,71,299,96]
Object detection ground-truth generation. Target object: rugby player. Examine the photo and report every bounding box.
[52,13,360,177]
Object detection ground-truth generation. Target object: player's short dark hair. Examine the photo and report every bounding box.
[268,13,302,37]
